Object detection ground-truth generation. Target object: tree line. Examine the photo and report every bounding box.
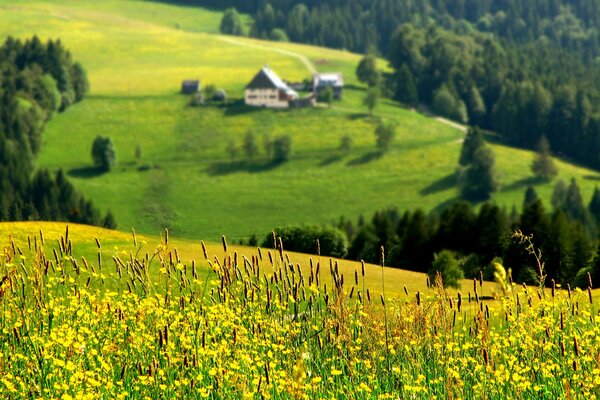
[188,0,600,56]
[0,36,115,228]
[256,178,600,288]
[336,179,600,288]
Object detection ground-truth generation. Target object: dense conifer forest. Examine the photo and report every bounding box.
[0,37,115,227]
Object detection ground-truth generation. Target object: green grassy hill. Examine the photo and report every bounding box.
[2,0,600,242]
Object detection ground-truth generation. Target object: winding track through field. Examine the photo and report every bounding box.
[216,35,317,74]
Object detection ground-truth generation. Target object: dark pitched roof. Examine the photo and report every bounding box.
[246,69,278,90]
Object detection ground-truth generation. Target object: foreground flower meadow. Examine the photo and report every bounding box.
[1,228,600,399]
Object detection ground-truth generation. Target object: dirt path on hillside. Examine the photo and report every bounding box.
[216,36,317,74]
[434,117,467,132]
[329,104,468,133]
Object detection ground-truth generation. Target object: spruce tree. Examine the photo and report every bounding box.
[589,186,600,223]
[523,186,539,209]
[459,145,498,201]
[356,55,380,87]
[531,135,558,180]
[564,178,589,224]
[363,86,379,116]
[220,8,244,36]
[459,127,485,166]
[551,179,568,210]
[394,64,418,106]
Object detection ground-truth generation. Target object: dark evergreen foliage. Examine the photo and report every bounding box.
[394,64,418,106]
[334,187,600,286]
[531,136,558,180]
[0,36,113,228]
[458,144,498,201]
[91,136,117,172]
[262,225,348,258]
[355,55,380,87]
[458,127,484,166]
[220,7,245,36]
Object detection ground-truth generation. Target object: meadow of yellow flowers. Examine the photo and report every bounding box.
[1,228,600,399]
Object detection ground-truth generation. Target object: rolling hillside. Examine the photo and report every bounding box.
[1,0,600,243]
[0,221,499,298]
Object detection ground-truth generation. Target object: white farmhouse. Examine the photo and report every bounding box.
[245,67,299,108]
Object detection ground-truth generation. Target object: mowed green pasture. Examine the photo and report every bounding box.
[2,0,600,243]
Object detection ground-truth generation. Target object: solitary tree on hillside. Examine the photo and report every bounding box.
[318,86,334,108]
[356,55,380,87]
[459,145,498,201]
[339,134,353,154]
[531,135,558,180]
[226,141,239,160]
[459,127,485,166]
[375,122,395,152]
[220,8,244,36]
[91,136,116,172]
[363,86,379,116]
[272,136,292,163]
[243,130,259,161]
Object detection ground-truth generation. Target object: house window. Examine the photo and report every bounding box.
[248,95,257,99]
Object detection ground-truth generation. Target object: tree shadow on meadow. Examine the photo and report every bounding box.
[223,101,263,117]
[346,151,383,166]
[319,153,346,167]
[67,166,105,178]
[501,176,546,192]
[205,160,283,176]
[346,113,370,120]
[419,172,457,196]
[583,174,600,181]
[345,84,366,92]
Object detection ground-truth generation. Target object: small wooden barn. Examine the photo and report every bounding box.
[181,80,200,94]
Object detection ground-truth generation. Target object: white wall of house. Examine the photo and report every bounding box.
[245,88,289,108]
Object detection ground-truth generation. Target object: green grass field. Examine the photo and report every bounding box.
[2,0,600,244]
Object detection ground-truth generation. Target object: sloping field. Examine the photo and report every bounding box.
[0,221,501,298]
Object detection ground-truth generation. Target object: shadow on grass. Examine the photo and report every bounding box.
[319,154,346,167]
[419,173,457,196]
[583,175,600,181]
[501,176,546,192]
[68,166,105,178]
[346,151,383,166]
[205,160,284,176]
[222,100,273,117]
[345,84,366,92]
[347,113,371,120]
